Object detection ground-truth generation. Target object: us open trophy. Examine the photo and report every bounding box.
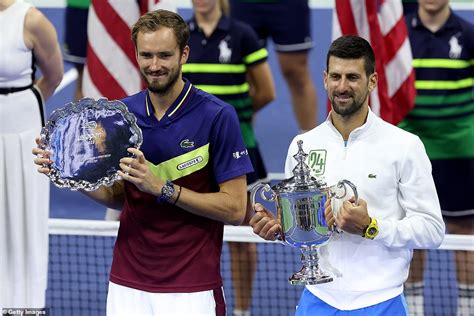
[251,140,358,285]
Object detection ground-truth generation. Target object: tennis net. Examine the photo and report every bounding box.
[46,218,473,316]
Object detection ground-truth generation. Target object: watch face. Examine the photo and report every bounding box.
[368,227,377,235]
[163,183,174,196]
[158,182,175,204]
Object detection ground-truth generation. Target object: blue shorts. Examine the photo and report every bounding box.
[295,288,409,316]
[63,6,89,65]
[230,0,313,52]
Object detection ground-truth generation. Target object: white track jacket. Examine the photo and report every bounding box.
[285,109,445,310]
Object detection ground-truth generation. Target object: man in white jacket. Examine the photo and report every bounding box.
[250,35,445,315]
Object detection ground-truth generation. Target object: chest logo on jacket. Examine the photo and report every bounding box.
[308,150,327,176]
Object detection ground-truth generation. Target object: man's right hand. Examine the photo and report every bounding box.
[249,203,281,241]
[32,137,52,175]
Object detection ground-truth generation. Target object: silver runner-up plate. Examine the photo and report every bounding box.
[40,98,143,191]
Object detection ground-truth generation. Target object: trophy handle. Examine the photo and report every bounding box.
[250,182,276,207]
[334,179,359,205]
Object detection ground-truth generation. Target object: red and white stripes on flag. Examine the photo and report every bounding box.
[83,0,176,100]
[332,0,416,125]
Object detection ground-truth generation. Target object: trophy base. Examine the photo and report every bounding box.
[289,268,333,285]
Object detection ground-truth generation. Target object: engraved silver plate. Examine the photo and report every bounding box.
[40,98,143,191]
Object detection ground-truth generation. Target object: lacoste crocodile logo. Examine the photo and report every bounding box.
[180,139,194,149]
[368,174,377,179]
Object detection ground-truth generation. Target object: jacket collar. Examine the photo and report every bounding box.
[325,107,377,141]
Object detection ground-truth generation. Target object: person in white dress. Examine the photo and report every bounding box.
[0,0,63,309]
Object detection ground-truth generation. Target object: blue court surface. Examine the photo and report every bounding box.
[33,3,474,316]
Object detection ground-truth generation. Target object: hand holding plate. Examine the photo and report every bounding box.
[118,148,165,196]
[32,137,52,175]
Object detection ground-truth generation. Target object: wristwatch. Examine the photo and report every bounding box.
[157,180,175,204]
[362,217,379,239]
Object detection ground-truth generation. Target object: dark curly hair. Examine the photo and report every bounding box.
[326,35,376,76]
[131,10,189,54]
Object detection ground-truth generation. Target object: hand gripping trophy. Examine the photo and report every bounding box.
[251,140,358,285]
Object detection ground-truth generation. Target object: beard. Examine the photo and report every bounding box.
[144,65,181,95]
[331,89,370,117]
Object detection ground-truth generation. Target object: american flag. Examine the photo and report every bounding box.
[83,0,176,99]
[332,0,416,125]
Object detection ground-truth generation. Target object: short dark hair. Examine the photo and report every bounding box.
[131,10,190,54]
[326,35,375,76]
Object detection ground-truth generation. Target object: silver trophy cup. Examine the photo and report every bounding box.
[251,140,358,285]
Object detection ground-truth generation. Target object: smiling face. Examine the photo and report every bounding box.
[135,27,189,95]
[324,56,377,118]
